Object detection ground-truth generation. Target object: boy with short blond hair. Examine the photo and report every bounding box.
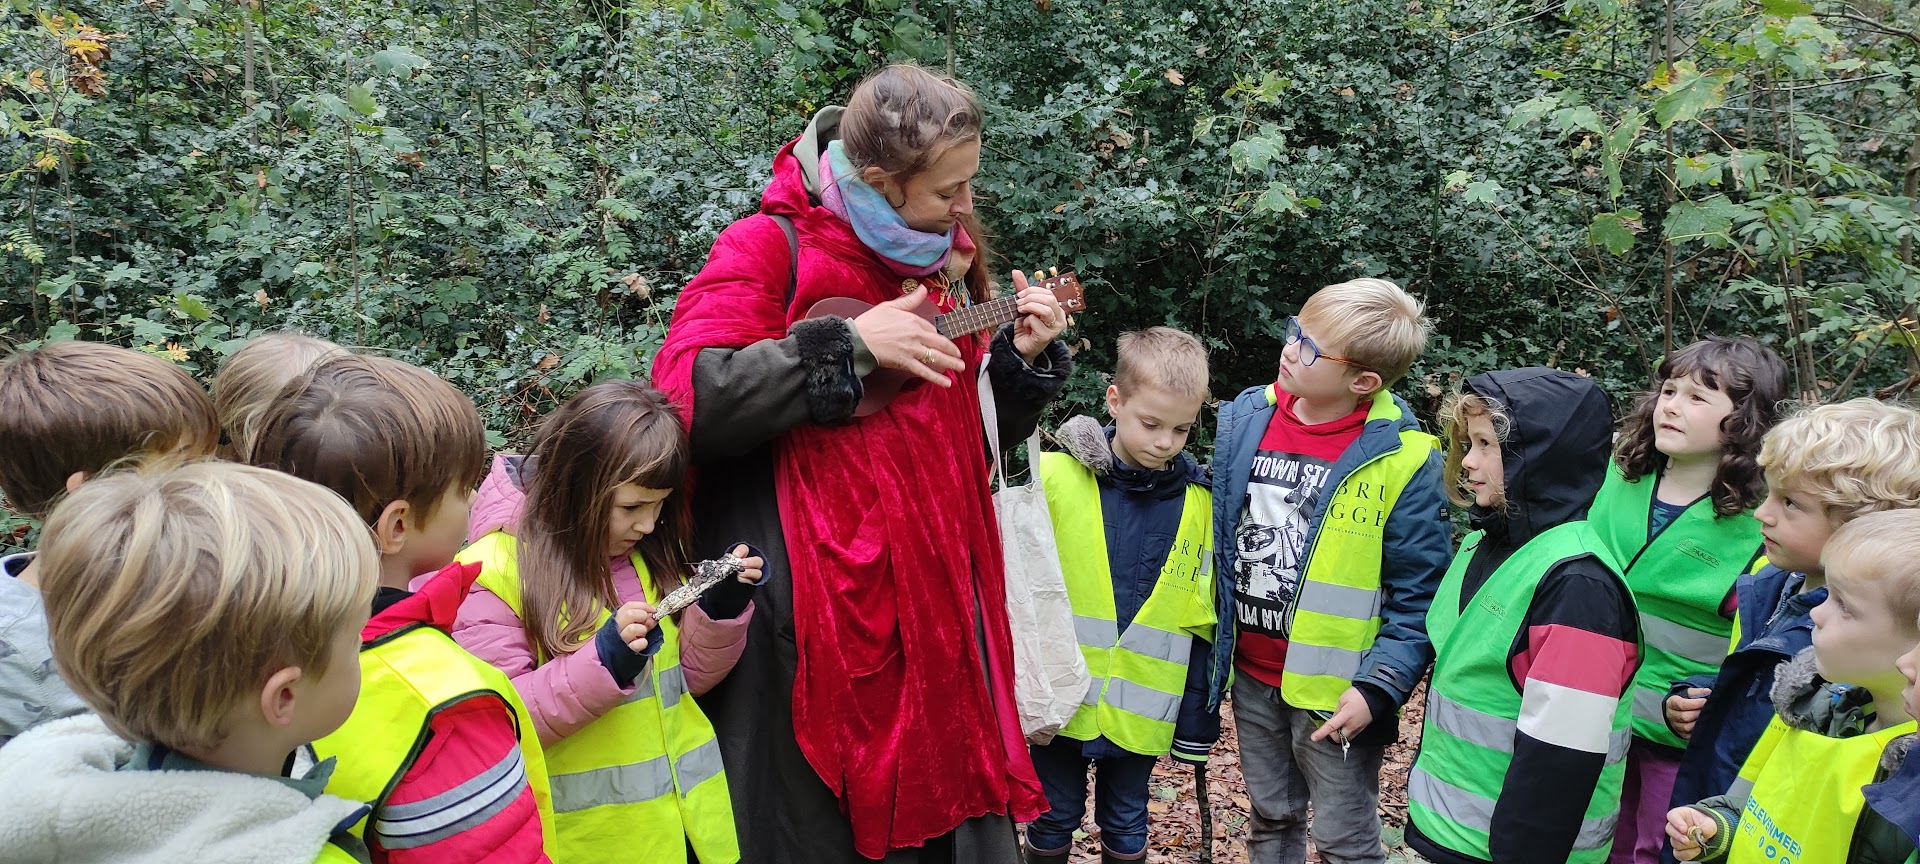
[1028,326,1218,863]
[1668,508,1920,863]
[0,341,221,745]
[0,462,377,862]
[250,354,553,864]
[1663,398,1920,861]
[1212,278,1449,864]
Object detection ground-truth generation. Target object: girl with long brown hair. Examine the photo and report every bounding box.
[449,380,764,864]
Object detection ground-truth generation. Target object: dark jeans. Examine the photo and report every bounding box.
[1024,738,1158,855]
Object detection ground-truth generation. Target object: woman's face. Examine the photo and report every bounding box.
[864,138,979,234]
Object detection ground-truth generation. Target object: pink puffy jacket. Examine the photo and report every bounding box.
[439,455,753,747]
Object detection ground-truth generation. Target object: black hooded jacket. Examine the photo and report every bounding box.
[1408,368,1643,864]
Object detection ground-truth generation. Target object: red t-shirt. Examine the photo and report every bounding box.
[1231,392,1369,687]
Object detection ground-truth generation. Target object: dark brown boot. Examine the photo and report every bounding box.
[1100,845,1146,863]
[1022,840,1070,864]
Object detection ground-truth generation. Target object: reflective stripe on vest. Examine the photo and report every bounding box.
[460,531,740,864]
[1408,522,1637,864]
[1261,386,1437,712]
[1039,451,1214,756]
[314,623,556,853]
[1727,715,1916,864]
[1588,467,1760,747]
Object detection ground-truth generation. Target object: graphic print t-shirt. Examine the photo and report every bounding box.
[1232,393,1369,687]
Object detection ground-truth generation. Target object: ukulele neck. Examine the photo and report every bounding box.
[933,295,1021,340]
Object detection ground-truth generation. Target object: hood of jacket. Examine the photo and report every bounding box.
[469,453,531,541]
[1055,414,1205,491]
[0,715,366,864]
[1465,367,1613,544]
[1770,647,1876,738]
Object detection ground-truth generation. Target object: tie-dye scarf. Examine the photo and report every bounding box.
[818,140,961,278]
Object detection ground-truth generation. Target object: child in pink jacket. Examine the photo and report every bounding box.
[444,380,759,863]
[447,449,756,743]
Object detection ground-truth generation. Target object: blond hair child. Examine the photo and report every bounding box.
[1212,278,1450,864]
[1668,508,1920,863]
[0,341,220,745]
[210,330,345,460]
[1027,327,1216,862]
[1663,399,1920,846]
[0,462,376,863]
[250,353,555,863]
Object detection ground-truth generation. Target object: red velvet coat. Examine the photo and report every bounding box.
[654,137,1045,857]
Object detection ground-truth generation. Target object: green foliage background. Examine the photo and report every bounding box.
[4,0,1919,448]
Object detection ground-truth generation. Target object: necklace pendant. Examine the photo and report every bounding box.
[900,278,920,295]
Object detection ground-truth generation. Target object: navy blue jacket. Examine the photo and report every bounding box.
[1663,563,1826,863]
[1209,385,1451,739]
[1055,421,1221,762]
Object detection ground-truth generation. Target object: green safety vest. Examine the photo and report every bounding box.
[1257,386,1439,712]
[1408,521,1637,864]
[1039,452,1213,755]
[1589,467,1761,748]
[1726,715,1916,864]
[460,531,740,864]
[314,623,557,852]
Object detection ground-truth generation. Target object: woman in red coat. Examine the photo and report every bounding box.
[653,64,1073,863]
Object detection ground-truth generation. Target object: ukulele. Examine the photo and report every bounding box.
[805,269,1087,417]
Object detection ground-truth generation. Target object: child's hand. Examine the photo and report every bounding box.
[727,545,766,584]
[1308,687,1373,745]
[1666,807,1717,861]
[1666,687,1711,739]
[613,601,658,654]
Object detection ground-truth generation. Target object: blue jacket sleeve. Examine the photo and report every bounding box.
[1171,637,1221,764]
[1354,445,1449,707]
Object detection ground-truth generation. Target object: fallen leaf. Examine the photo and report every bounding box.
[254,288,271,308]
[537,303,550,323]
[1164,69,1185,86]
[537,354,559,371]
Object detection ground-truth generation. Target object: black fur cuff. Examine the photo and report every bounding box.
[790,316,861,425]
[987,325,1072,405]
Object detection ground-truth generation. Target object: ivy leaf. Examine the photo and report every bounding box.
[1590,210,1641,256]
[1759,0,1812,16]
[346,84,378,116]
[1229,132,1286,173]
[1653,62,1733,127]
[1553,105,1604,135]
[1675,153,1725,189]
[1463,179,1504,204]
[1664,195,1744,245]
[371,47,427,77]
[1508,94,1559,129]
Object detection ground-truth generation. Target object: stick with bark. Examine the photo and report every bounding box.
[1196,762,1213,864]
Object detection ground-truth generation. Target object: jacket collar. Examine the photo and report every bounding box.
[366,560,483,644]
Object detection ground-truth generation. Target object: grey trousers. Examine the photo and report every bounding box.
[1232,675,1388,864]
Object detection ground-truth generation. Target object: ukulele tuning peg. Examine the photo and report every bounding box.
[1049,266,1060,277]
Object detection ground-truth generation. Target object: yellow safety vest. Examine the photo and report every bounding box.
[1726,715,1916,864]
[460,531,740,864]
[1039,452,1213,755]
[1258,386,1438,712]
[315,623,557,853]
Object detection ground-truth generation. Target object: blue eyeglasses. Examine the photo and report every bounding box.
[1286,317,1374,372]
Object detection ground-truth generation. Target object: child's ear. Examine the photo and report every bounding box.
[1105,384,1123,415]
[64,471,88,493]
[258,666,303,730]
[1348,371,1385,399]
[371,499,411,556]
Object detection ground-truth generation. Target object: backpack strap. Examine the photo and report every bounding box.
[767,213,799,309]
